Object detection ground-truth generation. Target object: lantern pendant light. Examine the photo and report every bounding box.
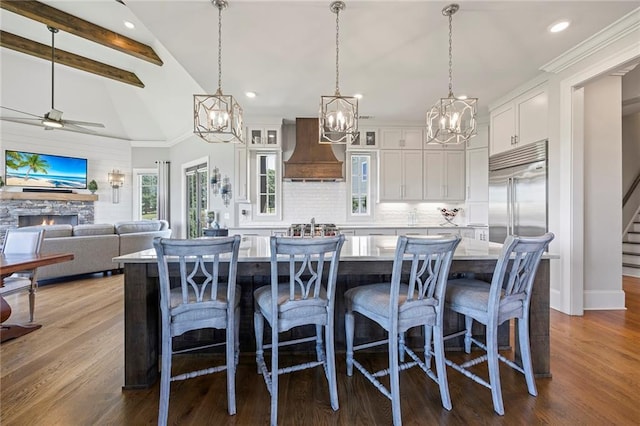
[426,3,477,145]
[319,1,359,144]
[194,0,244,143]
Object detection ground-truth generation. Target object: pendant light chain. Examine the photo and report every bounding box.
[448,12,453,98]
[335,6,341,96]
[217,4,223,93]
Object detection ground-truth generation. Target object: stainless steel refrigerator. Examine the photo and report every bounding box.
[489,140,548,244]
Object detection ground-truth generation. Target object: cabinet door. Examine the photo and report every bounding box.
[460,228,476,239]
[355,228,395,236]
[380,150,403,201]
[490,103,515,155]
[248,126,280,147]
[380,128,403,149]
[403,151,423,200]
[466,147,488,202]
[427,228,460,236]
[402,128,423,150]
[444,151,465,200]
[380,128,423,149]
[423,151,444,200]
[234,147,248,202]
[517,89,548,145]
[466,202,488,226]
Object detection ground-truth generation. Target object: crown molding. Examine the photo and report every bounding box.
[541,7,640,74]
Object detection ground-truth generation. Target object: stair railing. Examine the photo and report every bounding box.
[623,169,640,207]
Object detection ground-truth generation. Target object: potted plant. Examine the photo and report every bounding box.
[0,175,5,191]
[88,179,98,194]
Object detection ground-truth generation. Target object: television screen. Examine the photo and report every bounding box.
[5,150,88,189]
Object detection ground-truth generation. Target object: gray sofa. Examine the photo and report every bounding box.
[16,220,171,280]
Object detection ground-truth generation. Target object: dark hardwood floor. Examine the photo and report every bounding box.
[2,275,639,425]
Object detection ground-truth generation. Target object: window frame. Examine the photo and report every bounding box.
[132,168,158,221]
[347,151,376,222]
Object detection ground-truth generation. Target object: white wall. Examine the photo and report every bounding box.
[542,13,639,312]
[165,135,235,238]
[0,122,133,224]
[583,76,624,306]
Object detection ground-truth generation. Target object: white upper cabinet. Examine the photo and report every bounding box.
[379,150,423,201]
[380,127,423,150]
[466,147,488,202]
[247,124,281,148]
[490,85,548,155]
[348,128,378,150]
[423,150,465,201]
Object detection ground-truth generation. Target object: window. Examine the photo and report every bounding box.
[185,163,208,238]
[350,154,371,216]
[257,153,277,216]
[133,169,158,221]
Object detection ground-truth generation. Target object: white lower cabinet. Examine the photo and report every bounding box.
[395,228,427,236]
[379,150,423,201]
[427,227,475,238]
[475,227,489,241]
[354,228,396,236]
[423,150,465,201]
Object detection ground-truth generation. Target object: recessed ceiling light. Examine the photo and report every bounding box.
[354,93,363,99]
[549,20,570,33]
[457,95,468,100]
[245,91,257,98]
[124,21,135,30]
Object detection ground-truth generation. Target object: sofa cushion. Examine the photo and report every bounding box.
[115,220,162,235]
[73,224,115,236]
[16,224,73,238]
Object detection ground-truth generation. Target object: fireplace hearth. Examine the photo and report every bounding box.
[19,214,79,227]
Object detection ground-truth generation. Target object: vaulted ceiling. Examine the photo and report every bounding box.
[0,1,638,144]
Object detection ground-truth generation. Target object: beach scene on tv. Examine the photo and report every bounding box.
[5,150,87,189]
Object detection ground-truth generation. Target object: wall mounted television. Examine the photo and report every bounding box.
[5,150,88,189]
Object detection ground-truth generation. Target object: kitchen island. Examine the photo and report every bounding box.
[115,235,556,389]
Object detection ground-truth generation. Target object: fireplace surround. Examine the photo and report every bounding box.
[0,191,96,241]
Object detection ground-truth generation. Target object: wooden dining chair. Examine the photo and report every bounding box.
[254,235,345,426]
[0,229,45,322]
[153,235,241,426]
[444,232,554,415]
[345,235,461,426]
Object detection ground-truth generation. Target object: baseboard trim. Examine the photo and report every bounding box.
[583,289,626,310]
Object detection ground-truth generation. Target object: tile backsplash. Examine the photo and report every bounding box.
[242,181,466,226]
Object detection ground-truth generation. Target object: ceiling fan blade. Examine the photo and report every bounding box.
[63,119,105,128]
[1,106,44,119]
[0,117,46,126]
[62,122,98,133]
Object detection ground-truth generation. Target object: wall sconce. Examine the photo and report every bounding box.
[221,175,232,207]
[108,169,125,204]
[210,166,221,195]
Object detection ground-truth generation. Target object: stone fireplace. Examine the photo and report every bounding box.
[0,191,96,241]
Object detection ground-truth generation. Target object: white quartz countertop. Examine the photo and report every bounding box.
[114,235,558,264]
[228,224,483,230]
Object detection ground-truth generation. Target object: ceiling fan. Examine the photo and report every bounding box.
[0,26,105,134]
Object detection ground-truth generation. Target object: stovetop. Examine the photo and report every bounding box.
[288,223,339,237]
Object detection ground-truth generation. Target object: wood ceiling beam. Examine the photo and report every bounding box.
[0,0,163,66]
[0,31,145,88]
